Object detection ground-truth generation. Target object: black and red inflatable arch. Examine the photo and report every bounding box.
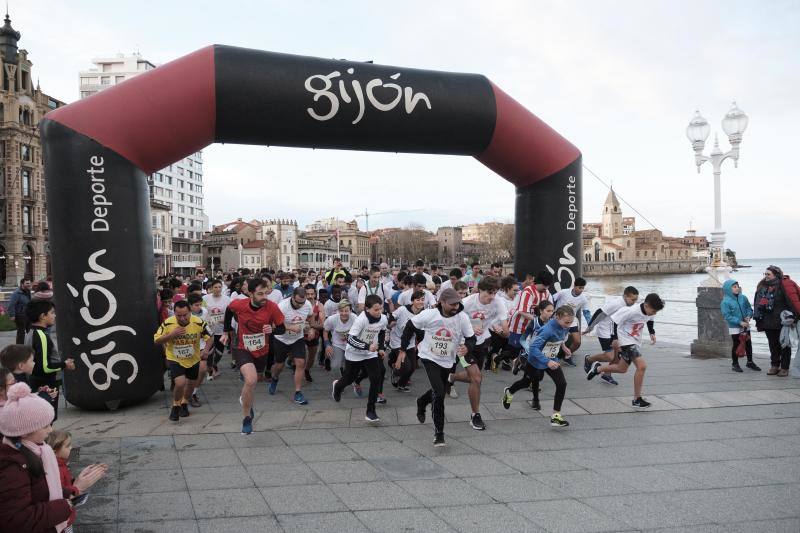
[41,45,581,410]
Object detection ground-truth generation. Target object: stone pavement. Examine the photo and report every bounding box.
[15,332,800,532]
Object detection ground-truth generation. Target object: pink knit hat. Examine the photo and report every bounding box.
[0,382,55,437]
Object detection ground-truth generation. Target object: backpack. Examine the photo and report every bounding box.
[781,276,800,316]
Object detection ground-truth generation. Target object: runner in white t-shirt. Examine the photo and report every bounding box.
[388,290,426,392]
[398,273,437,308]
[552,277,591,366]
[582,286,639,386]
[358,267,392,313]
[269,287,313,405]
[323,300,355,373]
[202,279,231,379]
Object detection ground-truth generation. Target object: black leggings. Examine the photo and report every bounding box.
[508,361,566,412]
[390,348,417,387]
[208,335,225,370]
[334,358,383,411]
[355,356,386,393]
[764,329,791,369]
[418,359,450,434]
[730,333,753,363]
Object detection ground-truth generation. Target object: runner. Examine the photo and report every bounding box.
[324,285,345,318]
[437,268,461,298]
[461,263,482,293]
[502,305,572,427]
[187,293,210,406]
[552,277,591,366]
[202,279,231,380]
[270,287,313,405]
[323,299,355,374]
[490,276,519,371]
[154,300,212,422]
[454,276,508,430]
[388,290,425,391]
[222,278,285,434]
[304,283,325,382]
[399,288,476,447]
[263,274,284,305]
[358,266,392,313]
[582,286,640,385]
[331,294,389,422]
[398,273,437,308]
[587,293,665,409]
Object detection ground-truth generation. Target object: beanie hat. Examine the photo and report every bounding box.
[0,382,55,437]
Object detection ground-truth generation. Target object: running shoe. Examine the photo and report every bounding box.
[190,394,201,407]
[353,383,363,398]
[583,355,591,373]
[396,385,411,393]
[268,378,278,395]
[746,361,761,371]
[331,380,341,402]
[294,391,308,405]
[238,396,254,419]
[433,433,446,447]
[242,415,253,435]
[365,410,380,423]
[470,412,486,431]
[179,403,190,417]
[305,369,313,383]
[632,397,651,409]
[390,371,399,388]
[169,405,180,422]
[562,357,577,367]
[230,361,237,370]
[587,361,602,381]
[550,413,569,427]
[376,393,387,404]
[324,358,331,371]
[732,363,743,373]
[416,397,426,424]
[502,387,513,410]
[511,358,521,375]
[600,374,619,386]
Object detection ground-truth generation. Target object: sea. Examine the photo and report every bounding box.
[584,257,800,355]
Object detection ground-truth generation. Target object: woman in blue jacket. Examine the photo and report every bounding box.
[721,279,759,372]
[501,305,573,427]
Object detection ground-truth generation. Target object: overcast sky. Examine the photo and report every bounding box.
[19,0,800,259]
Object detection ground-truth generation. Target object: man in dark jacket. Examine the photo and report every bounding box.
[7,278,32,344]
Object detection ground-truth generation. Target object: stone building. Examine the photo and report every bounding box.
[437,226,462,266]
[201,219,259,272]
[260,219,298,271]
[298,236,350,271]
[304,226,371,268]
[0,14,66,285]
[151,198,172,277]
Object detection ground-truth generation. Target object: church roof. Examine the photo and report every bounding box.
[604,188,620,209]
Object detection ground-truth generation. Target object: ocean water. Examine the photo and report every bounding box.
[584,257,800,354]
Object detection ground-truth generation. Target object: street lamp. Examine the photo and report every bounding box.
[686,102,748,273]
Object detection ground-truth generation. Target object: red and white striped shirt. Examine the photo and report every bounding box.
[508,286,552,334]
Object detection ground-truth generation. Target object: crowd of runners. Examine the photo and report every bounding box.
[154,259,667,446]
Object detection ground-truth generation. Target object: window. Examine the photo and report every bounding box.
[102,64,111,72]
[177,167,184,175]
[178,179,184,189]
[178,217,185,225]
[115,75,125,84]
[187,170,193,180]
[22,206,31,233]
[196,185,202,194]
[80,77,95,85]
[166,175,172,185]
[21,169,31,197]
[100,76,111,85]
[20,144,31,162]
[177,205,184,213]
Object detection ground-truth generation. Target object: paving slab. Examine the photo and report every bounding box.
[432,503,543,532]
[355,508,456,532]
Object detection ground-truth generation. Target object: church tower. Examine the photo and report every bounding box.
[601,188,622,238]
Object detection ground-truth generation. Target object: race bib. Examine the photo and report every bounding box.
[470,317,484,331]
[362,328,379,346]
[429,328,454,358]
[242,333,266,352]
[207,311,223,326]
[542,341,561,359]
[173,343,194,359]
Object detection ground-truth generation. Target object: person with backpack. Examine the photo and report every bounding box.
[721,279,760,373]
[754,265,799,376]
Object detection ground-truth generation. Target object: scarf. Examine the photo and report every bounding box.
[3,437,67,533]
[755,279,779,318]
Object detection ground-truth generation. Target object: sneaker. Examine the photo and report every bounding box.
[169,405,180,422]
[416,398,426,424]
[305,370,313,383]
[190,394,201,407]
[632,397,651,409]
[433,433,446,447]
[449,386,458,399]
[600,374,619,386]
[470,413,486,431]
[230,361,237,370]
[268,378,278,395]
[353,383,363,397]
[550,413,569,427]
[324,358,331,371]
[294,391,308,405]
[746,361,761,371]
[502,387,513,410]
[562,357,577,367]
[511,358,521,375]
[396,385,411,393]
[179,403,190,417]
[376,393,387,404]
[390,371,399,388]
[331,380,341,402]
[365,410,380,423]
[583,355,592,373]
[238,396,254,419]
[777,369,789,377]
[242,415,253,435]
[767,367,779,375]
[587,361,602,381]
[732,363,743,373]
[531,399,541,411]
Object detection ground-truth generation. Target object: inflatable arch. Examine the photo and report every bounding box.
[41,45,581,410]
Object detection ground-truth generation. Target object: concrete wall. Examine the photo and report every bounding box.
[583,259,706,276]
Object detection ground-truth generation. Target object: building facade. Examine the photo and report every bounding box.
[150,198,172,277]
[79,53,208,274]
[0,15,66,285]
[298,236,350,271]
[201,219,259,273]
[260,219,298,271]
[305,217,357,233]
[437,226,462,266]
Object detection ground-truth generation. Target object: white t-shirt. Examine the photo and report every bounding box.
[436,279,453,298]
[347,285,360,310]
[358,282,391,307]
[323,313,354,350]
[389,305,421,350]
[274,299,312,345]
[266,289,283,305]
[202,293,231,335]
[410,308,475,368]
[461,293,506,345]
[344,312,388,361]
[594,296,630,339]
[611,304,652,347]
[553,288,589,328]
[397,288,437,309]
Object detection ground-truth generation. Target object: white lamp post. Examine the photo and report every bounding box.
[686,102,748,277]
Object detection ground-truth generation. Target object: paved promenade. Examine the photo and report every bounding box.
[12,331,799,533]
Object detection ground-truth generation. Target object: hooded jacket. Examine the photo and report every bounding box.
[526,319,569,369]
[721,279,753,330]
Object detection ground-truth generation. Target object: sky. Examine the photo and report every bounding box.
[17,0,800,259]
